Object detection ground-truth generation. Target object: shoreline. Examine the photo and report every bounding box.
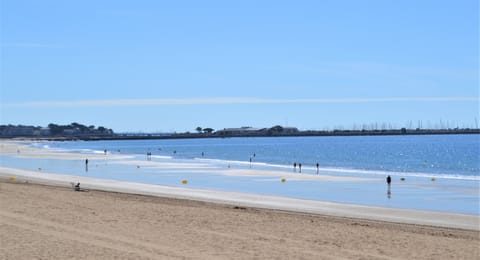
[1,140,479,224]
[2,140,479,259]
[1,166,479,231]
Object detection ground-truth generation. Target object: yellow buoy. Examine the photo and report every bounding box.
[9,177,16,181]
[281,178,286,183]
[182,180,188,185]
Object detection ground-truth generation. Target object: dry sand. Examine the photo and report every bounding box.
[1,180,479,260]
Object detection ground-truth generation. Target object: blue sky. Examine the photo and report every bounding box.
[1,0,478,132]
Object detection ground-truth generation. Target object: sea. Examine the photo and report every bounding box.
[2,134,479,215]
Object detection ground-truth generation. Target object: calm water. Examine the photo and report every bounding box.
[2,135,479,215]
[42,134,480,179]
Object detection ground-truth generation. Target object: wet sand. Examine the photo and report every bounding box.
[1,180,479,259]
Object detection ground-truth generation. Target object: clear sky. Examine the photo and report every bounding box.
[1,0,478,132]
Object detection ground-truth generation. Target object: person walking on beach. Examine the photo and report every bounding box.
[316,163,319,174]
[85,159,89,172]
[293,162,297,172]
[299,163,302,173]
[386,175,391,186]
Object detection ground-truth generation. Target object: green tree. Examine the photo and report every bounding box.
[203,128,214,134]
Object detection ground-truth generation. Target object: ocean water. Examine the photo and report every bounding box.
[41,134,480,180]
[2,135,479,215]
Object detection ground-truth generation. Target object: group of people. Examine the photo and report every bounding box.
[292,162,321,174]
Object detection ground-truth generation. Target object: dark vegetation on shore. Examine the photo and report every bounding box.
[1,123,479,141]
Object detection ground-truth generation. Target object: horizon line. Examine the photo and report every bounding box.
[3,97,479,108]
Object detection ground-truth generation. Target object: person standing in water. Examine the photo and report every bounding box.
[316,163,319,174]
[386,175,392,198]
[299,163,302,173]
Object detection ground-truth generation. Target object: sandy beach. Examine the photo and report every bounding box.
[0,179,479,260]
[1,141,479,259]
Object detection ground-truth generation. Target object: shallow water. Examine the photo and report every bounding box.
[40,135,480,180]
[1,146,479,215]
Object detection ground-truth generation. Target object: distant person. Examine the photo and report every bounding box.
[316,163,319,174]
[74,182,81,192]
[249,157,252,168]
[202,152,205,157]
[85,159,89,172]
[386,175,392,198]
[299,163,302,173]
[104,149,107,155]
[293,162,297,172]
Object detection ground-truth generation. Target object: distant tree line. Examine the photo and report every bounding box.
[0,123,114,138]
[47,122,113,136]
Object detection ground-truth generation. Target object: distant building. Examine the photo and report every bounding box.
[215,127,266,136]
[0,125,36,137]
[215,126,299,136]
[282,127,299,134]
[267,125,299,135]
[63,129,78,136]
[32,127,51,136]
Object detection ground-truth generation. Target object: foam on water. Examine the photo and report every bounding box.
[193,157,479,181]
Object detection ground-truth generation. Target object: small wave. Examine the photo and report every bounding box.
[151,155,173,159]
[194,158,269,167]
[194,157,479,181]
[316,167,480,181]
